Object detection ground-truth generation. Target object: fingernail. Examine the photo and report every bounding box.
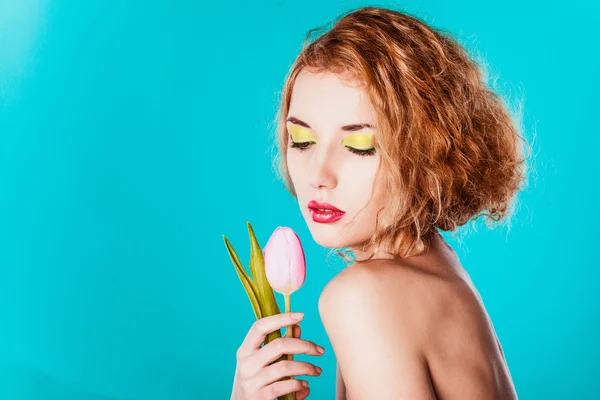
[316,366,322,374]
[317,346,325,354]
[291,312,304,320]
[302,380,309,387]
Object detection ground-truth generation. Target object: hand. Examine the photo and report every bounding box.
[231,312,325,400]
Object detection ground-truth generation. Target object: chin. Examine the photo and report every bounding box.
[304,223,350,249]
[312,236,342,249]
[300,209,358,247]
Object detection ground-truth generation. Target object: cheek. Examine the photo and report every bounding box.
[342,159,383,209]
[286,150,304,184]
[343,157,379,188]
[369,174,389,216]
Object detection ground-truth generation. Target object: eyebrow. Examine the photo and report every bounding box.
[286,116,375,132]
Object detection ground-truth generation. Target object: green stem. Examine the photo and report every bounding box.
[285,294,292,338]
[284,292,296,395]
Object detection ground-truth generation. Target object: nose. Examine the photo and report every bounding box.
[308,147,338,190]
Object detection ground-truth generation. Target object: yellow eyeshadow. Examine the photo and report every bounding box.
[341,133,374,150]
[288,124,317,142]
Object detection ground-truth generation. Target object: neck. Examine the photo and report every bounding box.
[350,230,444,263]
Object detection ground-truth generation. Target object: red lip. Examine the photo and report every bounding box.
[308,200,345,212]
[308,200,346,224]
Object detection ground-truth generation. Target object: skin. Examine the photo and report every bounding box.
[286,70,519,399]
[286,71,384,252]
[231,312,324,400]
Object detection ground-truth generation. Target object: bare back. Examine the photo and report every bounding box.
[331,233,517,399]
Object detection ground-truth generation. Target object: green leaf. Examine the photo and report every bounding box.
[223,234,262,319]
[247,222,280,319]
[227,224,294,400]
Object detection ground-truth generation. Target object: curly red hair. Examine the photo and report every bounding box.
[272,6,530,261]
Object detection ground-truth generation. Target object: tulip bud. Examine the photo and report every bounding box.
[224,223,298,400]
[263,226,306,296]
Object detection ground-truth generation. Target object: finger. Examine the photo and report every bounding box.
[238,313,304,359]
[251,337,325,368]
[257,360,321,387]
[296,386,310,400]
[258,379,307,400]
[292,324,301,338]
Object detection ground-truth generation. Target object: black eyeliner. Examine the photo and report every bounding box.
[289,140,376,156]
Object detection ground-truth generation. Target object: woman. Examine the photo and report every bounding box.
[231,6,528,400]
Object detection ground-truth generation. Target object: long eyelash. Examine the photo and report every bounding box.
[290,141,313,150]
[289,140,376,157]
[345,146,377,156]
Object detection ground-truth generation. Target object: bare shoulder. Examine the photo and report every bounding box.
[319,259,518,400]
[319,258,456,337]
[318,259,441,399]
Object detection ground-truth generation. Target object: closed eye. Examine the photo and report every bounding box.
[290,140,314,150]
[344,145,376,156]
[289,138,376,157]
[289,135,315,150]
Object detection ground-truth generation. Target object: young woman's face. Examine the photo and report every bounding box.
[286,69,387,250]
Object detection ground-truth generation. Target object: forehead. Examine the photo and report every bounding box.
[288,70,377,128]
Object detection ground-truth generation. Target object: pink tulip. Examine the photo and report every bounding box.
[263,226,306,296]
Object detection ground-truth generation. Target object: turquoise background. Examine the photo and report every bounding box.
[1,0,598,398]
